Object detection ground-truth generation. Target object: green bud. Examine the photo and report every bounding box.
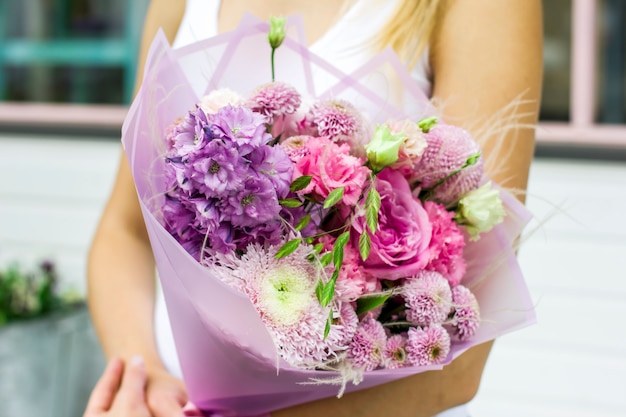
[268,16,287,49]
[417,116,438,133]
[365,124,405,172]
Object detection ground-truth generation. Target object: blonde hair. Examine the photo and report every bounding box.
[374,0,445,68]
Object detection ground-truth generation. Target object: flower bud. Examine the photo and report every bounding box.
[457,181,505,240]
[365,124,405,172]
[268,16,287,49]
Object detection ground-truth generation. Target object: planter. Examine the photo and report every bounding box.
[0,305,106,417]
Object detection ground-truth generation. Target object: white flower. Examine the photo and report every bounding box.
[199,88,245,115]
[457,181,505,240]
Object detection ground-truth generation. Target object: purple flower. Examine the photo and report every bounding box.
[403,270,453,326]
[210,105,270,153]
[406,324,451,366]
[186,140,247,196]
[346,316,387,371]
[449,285,480,341]
[224,175,281,227]
[248,145,294,199]
[169,106,212,158]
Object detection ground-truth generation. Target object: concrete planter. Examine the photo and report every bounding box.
[0,306,106,417]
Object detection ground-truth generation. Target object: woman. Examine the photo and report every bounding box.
[87,1,542,416]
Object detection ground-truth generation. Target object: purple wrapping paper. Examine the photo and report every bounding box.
[122,15,536,417]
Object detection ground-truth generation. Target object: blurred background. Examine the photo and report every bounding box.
[0,0,624,416]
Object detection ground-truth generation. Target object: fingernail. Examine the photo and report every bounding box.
[130,354,145,368]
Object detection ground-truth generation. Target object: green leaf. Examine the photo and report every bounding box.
[274,239,301,259]
[313,243,324,254]
[320,252,333,267]
[359,232,371,261]
[323,309,333,340]
[290,175,313,192]
[316,280,324,303]
[465,152,482,167]
[356,294,391,315]
[333,231,350,268]
[365,188,381,233]
[295,215,311,231]
[320,271,339,307]
[323,187,345,209]
[278,198,304,208]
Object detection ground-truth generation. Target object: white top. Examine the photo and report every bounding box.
[157,1,465,416]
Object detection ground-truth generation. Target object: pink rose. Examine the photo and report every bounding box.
[353,169,432,280]
[293,136,370,207]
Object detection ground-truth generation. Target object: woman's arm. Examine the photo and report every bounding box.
[274,1,543,416]
[87,1,187,416]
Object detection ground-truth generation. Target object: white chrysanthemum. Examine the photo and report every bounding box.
[200,88,245,115]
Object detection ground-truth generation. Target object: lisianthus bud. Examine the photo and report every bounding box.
[365,124,405,172]
[268,16,287,49]
[457,181,505,240]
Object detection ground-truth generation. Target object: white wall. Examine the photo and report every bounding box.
[0,133,119,295]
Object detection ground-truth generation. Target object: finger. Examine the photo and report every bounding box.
[149,387,187,417]
[117,355,148,407]
[84,357,124,413]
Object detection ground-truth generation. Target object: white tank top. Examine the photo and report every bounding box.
[156,2,466,416]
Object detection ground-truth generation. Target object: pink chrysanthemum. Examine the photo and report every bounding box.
[406,324,451,366]
[346,316,387,371]
[248,82,302,123]
[423,201,467,286]
[449,285,480,341]
[279,135,312,163]
[403,270,453,326]
[310,99,362,140]
[384,334,409,369]
[412,124,484,205]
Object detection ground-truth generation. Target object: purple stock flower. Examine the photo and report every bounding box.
[169,106,212,157]
[211,105,270,153]
[188,140,246,196]
[224,175,281,227]
[248,145,294,198]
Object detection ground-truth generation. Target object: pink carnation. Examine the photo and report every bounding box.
[294,136,370,207]
[449,285,480,341]
[423,201,467,286]
[412,124,483,205]
[406,324,451,366]
[248,82,301,123]
[352,169,432,280]
[403,270,452,326]
[346,316,387,371]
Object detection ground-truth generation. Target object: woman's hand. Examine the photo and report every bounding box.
[83,357,151,417]
[144,366,188,417]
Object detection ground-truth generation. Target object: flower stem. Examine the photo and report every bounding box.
[271,48,276,82]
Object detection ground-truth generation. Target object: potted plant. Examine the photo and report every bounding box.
[0,261,106,417]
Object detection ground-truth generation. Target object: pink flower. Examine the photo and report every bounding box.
[310,99,363,140]
[406,324,451,366]
[293,136,370,207]
[352,169,432,280]
[403,270,452,326]
[384,334,409,369]
[280,135,312,163]
[449,285,480,341]
[412,124,483,205]
[248,82,301,123]
[386,119,427,175]
[423,201,467,286]
[346,316,387,371]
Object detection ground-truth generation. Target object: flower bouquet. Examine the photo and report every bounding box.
[122,15,535,417]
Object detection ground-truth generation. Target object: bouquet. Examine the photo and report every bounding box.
[122,15,535,416]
